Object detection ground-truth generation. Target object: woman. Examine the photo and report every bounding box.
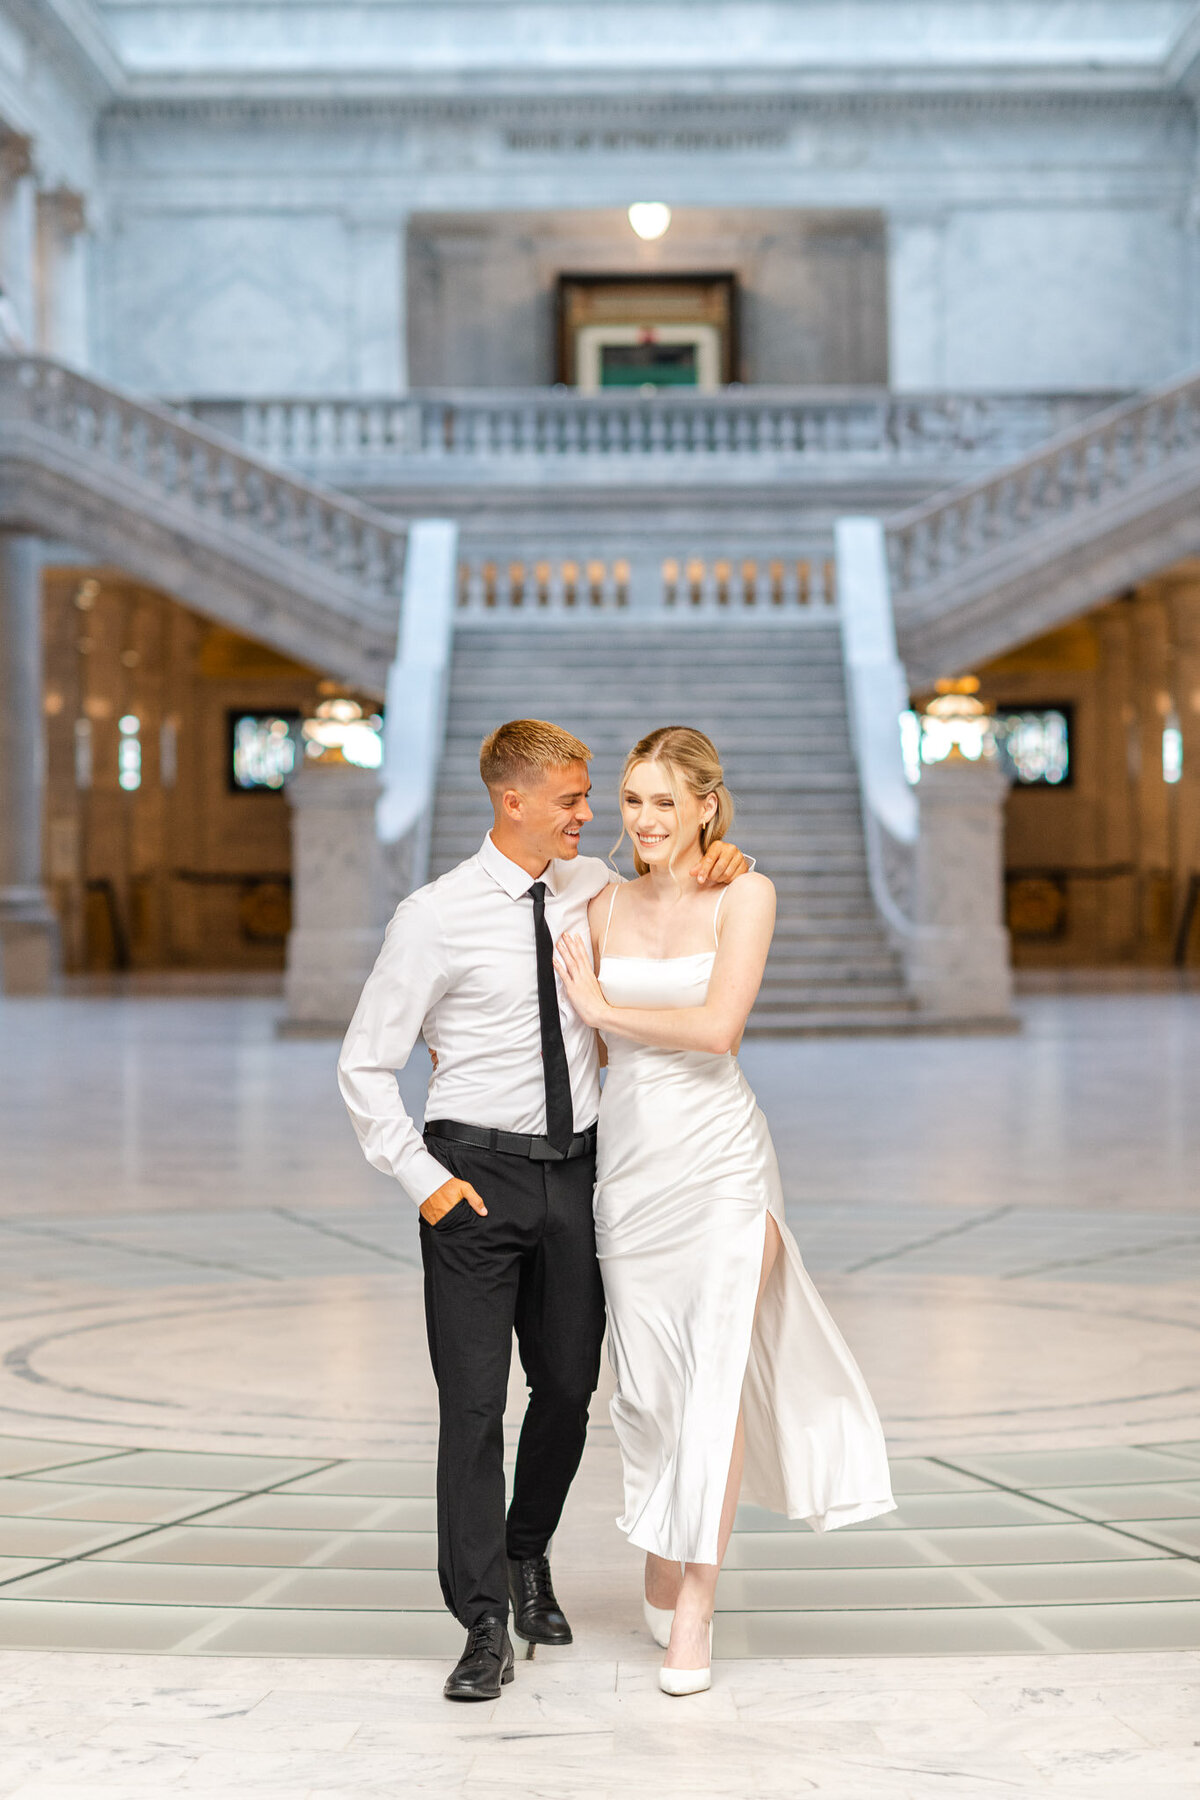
[554,726,894,1696]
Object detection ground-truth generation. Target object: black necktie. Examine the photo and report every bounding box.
[529,880,574,1154]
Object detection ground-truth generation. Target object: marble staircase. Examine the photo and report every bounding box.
[429,621,917,1033]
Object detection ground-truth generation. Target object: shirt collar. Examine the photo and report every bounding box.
[478,832,559,900]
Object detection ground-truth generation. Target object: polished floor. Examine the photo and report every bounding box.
[0,981,1198,1796]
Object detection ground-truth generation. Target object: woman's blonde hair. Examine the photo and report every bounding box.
[613,726,735,877]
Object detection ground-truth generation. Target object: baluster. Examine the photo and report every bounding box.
[886,533,905,598]
[378,532,403,603]
[661,557,679,608]
[823,558,837,608]
[712,557,730,608]
[613,557,631,609]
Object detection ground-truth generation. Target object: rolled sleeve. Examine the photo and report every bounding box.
[337,892,452,1205]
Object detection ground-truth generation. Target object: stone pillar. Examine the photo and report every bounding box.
[348,213,407,392]
[886,209,947,391]
[908,758,1013,1020]
[282,762,386,1032]
[35,189,88,364]
[0,535,59,993]
[1166,578,1200,957]
[0,132,35,342]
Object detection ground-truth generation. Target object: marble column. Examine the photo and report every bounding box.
[907,757,1013,1020]
[0,534,59,993]
[348,213,407,392]
[886,209,947,391]
[283,762,386,1031]
[1165,576,1200,955]
[0,132,35,343]
[35,189,88,365]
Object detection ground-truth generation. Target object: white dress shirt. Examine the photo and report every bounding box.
[338,833,612,1205]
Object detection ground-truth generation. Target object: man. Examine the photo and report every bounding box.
[338,719,747,1700]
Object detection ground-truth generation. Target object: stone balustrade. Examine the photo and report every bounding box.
[176,387,1117,476]
[455,546,837,614]
[3,358,408,621]
[884,365,1200,679]
[0,354,424,689]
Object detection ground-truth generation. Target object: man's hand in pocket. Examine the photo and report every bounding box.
[419,1177,487,1227]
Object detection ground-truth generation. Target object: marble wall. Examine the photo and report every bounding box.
[87,89,1198,399]
[407,207,888,388]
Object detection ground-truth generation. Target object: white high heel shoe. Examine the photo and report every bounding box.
[658,1621,712,1697]
[643,1597,674,1649]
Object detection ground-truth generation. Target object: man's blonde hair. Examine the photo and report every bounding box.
[479,719,592,793]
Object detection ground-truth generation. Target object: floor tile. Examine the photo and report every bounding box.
[0,1518,140,1559]
[1119,1518,1200,1555]
[0,1561,445,1609]
[0,1599,222,1652]
[948,1448,1200,1489]
[967,1558,1200,1605]
[189,1606,465,1657]
[884,1459,988,1496]
[738,1492,1062,1532]
[0,1440,129,1481]
[0,1558,57,1585]
[714,1608,1053,1656]
[1034,1482,1200,1522]
[717,1558,1200,1611]
[0,1479,240,1525]
[197,1492,435,1531]
[273,1461,438,1498]
[1025,1603,1200,1652]
[47,1451,330,1492]
[92,1525,436,1569]
[722,1522,1159,1570]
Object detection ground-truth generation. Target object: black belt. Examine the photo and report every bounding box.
[425,1118,597,1163]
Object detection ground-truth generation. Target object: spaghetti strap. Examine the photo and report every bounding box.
[712,885,728,948]
[600,883,621,957]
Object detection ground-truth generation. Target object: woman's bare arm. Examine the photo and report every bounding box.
[555,874,776,1057]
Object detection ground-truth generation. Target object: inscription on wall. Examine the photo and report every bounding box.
[504,130,789,153]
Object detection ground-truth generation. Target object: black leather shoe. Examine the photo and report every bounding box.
[507,1554,573,1646]
[443,1615,515,1701]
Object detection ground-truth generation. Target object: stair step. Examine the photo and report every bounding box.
[432,616,915,1025]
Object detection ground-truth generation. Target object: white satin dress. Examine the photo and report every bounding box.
[593,890,895,1566]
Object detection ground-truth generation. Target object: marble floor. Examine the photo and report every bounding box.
[0,982,1198,1796]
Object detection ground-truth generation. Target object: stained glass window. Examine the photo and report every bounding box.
[993,706,1072,787]
[230,712,302,791]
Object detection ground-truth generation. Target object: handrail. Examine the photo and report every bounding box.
[886,364,1200,602]
[835,515,935,949]
[377,518,459,893]
[173,387,1118,468]
[0,355,408,631]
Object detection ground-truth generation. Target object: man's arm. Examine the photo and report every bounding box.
[337,893,466,1208]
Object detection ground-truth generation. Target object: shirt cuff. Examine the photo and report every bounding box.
[399,1142,458,1208]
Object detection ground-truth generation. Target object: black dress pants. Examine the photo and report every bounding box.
[419,1132,606,1627]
